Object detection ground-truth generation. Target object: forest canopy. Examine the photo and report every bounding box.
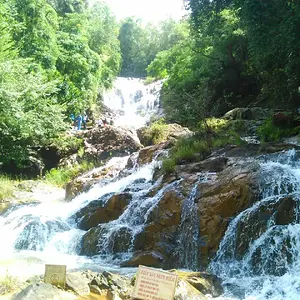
[1,0,300,167]
[0,0,121,165]
[147,0,300,126]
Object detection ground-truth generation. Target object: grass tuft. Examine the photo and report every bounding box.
[44,160,94,187]
[0,176,14,202]
[0,272,21,295]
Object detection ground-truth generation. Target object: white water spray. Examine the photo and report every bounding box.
[103,77,163,129]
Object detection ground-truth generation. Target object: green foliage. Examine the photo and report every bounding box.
[171,137,210,164]
[13,0,59,69]
[45,160,94,187]
[119,18,188,77]
[0,57,67,165]
[257,118,297,142]
[159,0,300,127]
[0,271,21,294]
[161,158,176,175]
[50,135,83,156]
[160,118,245,174]
[0,0,120,168]
[142,119,169,146]
[0,176,14,202]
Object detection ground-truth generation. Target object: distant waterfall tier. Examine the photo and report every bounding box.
[103,77,163,129]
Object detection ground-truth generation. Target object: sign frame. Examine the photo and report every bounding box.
[44,264,67,289]
[132,265,178,300]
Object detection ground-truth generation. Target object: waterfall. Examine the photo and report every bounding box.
[175,173,215,270]
[103,77,163,129]
[210,149,300,300]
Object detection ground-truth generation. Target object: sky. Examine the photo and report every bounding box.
[91,0,186,22]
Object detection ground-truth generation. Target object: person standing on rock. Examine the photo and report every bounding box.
[76,114,82,130]
[82,113,88,130]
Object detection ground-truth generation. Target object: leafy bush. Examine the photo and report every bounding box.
[159,118,246,175]
[50,135,83,156]
[161,158,176,174]
[141,119,169,146]
[161,137,210,172]
[0,176,14,202]
[45,161,94,187]
[257,118,297,142]
[171,138,210,164]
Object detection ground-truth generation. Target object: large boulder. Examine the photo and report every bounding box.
[195,161,258,267]
[65,161,125,201]
[121,251,165,268]
[175,271,223,299]
[79,225,134,256]
[223,107,270,120]
[66,273,90,296]
[124,189,186,268]
[137,142,171,166]
[132,157,258,269]
[12,283,76,300]
[79,227,103,256]
[83,126,142,162]
[76,193,132,230]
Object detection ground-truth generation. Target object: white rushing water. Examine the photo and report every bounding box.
[103,77,163,129]
[0,156,157,279]
[211,149,300,300]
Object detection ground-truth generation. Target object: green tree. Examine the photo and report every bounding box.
[88,2,121,88]
[56,12,101,114]
[12,0,59,69]
[0,11,65,165]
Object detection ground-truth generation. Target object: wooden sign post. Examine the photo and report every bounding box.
[133,265,178,300]
[44,264,67,288]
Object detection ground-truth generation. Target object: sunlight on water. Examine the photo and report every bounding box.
[103,77,163,129]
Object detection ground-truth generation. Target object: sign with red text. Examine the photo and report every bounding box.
[133,265,178,300]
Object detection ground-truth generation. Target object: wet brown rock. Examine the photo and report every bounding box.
[137,142,171,166]
[80,227,103,256]
[84,126,142,162]
[65,164,123,201]
[176,157,228,175]
[121,250,165,268]
[78,193,132,230]
[234,196,296,260]
[196,166,258,267]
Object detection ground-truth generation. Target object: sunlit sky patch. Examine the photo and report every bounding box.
[90,0,186,22]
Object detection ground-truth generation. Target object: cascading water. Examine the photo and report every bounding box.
[0,77,167,279]
[103,77,163,129]
[210,149,300,300]
[175,173,216,270]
